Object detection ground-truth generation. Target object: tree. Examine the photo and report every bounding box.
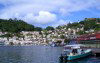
[64,39,70,44]
[35,27,42,31]
[60,35,65,39]
[45,26,54,31]
[0,33,13,41]
[79,21,84,25]
[76,31,85,35]
[84,18,97,30]
[56,26,62,29]
[0,18,35,33]
[56,40,62,44]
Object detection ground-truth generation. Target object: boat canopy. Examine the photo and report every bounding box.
[71,46,80,49]
[64,44,85,48]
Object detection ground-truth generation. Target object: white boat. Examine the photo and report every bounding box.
[59,44,92,61]
[67,49,92,60]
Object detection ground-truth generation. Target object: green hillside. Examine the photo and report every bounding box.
[56,18,100,34]
[0,18,42,33]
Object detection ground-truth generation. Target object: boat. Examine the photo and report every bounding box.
[67,49,92,60]
[59,44,92,61]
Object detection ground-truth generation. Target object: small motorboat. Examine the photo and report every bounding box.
[59,44,92,61]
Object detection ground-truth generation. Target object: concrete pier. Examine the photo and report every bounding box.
[83,48,100,57]
[90,48,100,57]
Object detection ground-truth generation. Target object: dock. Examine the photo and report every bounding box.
[83,47,100,57]
[90,48,100,57]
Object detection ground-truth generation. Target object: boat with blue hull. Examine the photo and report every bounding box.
[67,49,92,60]
[59,44,92,61]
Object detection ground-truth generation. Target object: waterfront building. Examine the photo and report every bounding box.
[0,40,5,46]
[77,32,100,48]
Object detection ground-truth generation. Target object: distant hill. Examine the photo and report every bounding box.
[56,18,100,34]
[0,18,99,34]
[0,18,42,33]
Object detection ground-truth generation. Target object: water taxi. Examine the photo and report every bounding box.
[59,44,92,61]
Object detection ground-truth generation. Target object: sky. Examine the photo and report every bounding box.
[0,0,100,28]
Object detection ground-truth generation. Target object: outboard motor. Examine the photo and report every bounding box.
[59,54,64,62]
[63,56,68,63]
[59,54,68,63]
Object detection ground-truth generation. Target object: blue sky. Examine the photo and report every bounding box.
[0,0,100,27]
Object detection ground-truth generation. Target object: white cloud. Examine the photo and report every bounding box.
[33,11,57,24]
[0,0,100,27]
[23,11,57,25]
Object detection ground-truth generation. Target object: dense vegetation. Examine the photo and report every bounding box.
[0,18,42,33]
[71,18,99,30]
[56,18,100,35]
[45,26,54,31]
[0,18,99,34]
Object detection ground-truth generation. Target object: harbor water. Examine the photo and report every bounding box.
[0,46,100,63]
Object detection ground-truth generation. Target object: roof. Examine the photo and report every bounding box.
[64,44,85,48]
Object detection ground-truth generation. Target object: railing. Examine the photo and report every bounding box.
[78,40,100,48]
[83,44,100,48]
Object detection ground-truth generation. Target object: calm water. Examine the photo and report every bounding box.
[0,46,100,63]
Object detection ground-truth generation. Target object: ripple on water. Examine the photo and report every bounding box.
[0,46,99,63]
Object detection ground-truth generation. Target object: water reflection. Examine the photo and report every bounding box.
[0,46,63,63]
[0,46,23,63]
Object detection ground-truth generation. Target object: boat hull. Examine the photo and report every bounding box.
[67,50,92,60]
